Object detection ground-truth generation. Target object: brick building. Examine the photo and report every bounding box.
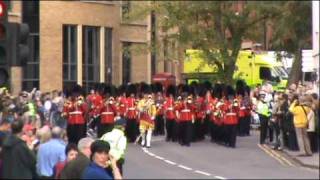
[7,1,182,94]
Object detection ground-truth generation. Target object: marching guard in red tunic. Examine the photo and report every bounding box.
[62,85,88,144]
[163,85,177,142]
[125,84,138,142]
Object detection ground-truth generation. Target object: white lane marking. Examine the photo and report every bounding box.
[164,160,176,165]
[155,155,164,160]
[178,164,192,171]
[140,146,227,179]
[195,170,211,176]
[214,175,227,179]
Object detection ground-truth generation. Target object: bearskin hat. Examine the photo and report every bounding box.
[126,84,137,97]
[117,84,127,97]
[225,85,235,100]
[212,83,221,99]
[236,80,246,96]
[166,85,176,97]
[152,82,163,94]
[71,84,84,97]
[140,82,152,95]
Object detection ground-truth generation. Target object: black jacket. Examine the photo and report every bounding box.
[1,134,37,179]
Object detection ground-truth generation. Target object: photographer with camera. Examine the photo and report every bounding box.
[289,94,312,156]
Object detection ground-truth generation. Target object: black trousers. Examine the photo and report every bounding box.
[155,115,165,135]
[179,121,192,146]
[173,121,180,142]
[225,124,237,147]
[259,114,269,144]
[238,117,246,136]
[166,119,175,141]
[308,132,319,152]
[244,115,251,135]
[126,119,137,143]
[97,123,114,138]
[67,124,86,144]
[194,118,204,141]
[210,121,217,142]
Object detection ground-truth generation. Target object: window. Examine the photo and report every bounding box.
[121,1,131,20]
[63,25,78,90]
[22,1,39,91]
[259,67,271,81]
[83,26,100,93]
[122,42,131,85]
[105,28,112,84]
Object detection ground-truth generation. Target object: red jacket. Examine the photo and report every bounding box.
[163,97,176,120]
[223,100,239,125]
[63,100,87,125]
[87,94,103,117]
[117,96,127,116]
[100,104,117,124]
[126,97,137,119]
[195,97,205,120]
[176,102,195,122]
[211,99,224,126]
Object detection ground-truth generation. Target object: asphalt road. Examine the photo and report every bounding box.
[123,131,319,179]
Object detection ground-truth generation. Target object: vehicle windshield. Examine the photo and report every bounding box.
[274,66,288,79]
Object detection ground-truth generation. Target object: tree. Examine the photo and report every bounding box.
[270,1,312,86]
[130,1,281,85]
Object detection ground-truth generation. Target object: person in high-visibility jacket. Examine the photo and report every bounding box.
[100,118,127,176]
[256,91,272,145]
[137,94,156,148]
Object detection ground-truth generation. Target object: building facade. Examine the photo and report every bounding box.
[7,0,181,94]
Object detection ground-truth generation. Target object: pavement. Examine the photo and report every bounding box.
[251,125,319,170]
[265,145,320,170]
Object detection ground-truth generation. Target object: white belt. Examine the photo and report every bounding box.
[240,107,246,110]
[102,112,114,115]
[69,111,82,115]
[167,107,173,110]
[181,109,191,112]
[128,108,135,110]
[226,113,237,116]
[120,105,125,107]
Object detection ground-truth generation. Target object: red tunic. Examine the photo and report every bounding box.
[176,102,195,122]
[222,100,239,125]
[163,97,176,120]
[100,104,117,124]
[117,96,127,116]
[87,94,103,117]
[63,101,87,125]
[195,97,205,120]
[126,97,137,119]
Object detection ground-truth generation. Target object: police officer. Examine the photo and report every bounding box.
[257,90,272,144]
[100,118,127,176]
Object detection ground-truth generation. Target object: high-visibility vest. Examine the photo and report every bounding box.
[100,129,127,161]
[257,101,271,117]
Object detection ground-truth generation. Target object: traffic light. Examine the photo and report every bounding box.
[0,0,9,87]
[8,22,30,66]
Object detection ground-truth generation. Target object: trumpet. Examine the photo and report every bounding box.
[76,96,84,106]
